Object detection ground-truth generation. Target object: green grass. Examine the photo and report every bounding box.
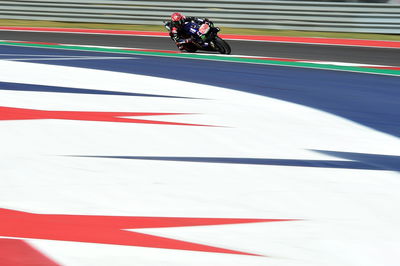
[1,19,400,41]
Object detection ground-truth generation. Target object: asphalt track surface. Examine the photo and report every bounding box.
[1,31,400,66]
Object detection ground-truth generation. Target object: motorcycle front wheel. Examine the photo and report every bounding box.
[214,37,231,55]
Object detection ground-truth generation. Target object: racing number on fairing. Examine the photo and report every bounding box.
[199,24,210,35]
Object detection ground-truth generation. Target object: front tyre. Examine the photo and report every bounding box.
[214,36,231,55]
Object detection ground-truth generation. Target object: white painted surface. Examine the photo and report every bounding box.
[0,60,399,266]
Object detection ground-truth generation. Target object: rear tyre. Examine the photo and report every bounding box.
[214,37,231,54]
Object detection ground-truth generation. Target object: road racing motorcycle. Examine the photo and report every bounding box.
[164,20,231,54]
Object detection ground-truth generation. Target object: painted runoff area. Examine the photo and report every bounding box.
[0,43,399,266]
[1,40,400,77]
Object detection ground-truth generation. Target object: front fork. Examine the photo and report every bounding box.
[205,27,220,49]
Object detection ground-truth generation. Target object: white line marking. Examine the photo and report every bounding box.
[1,56,138,61]
[301,61,385,67]
[0,53,137,58]
[0,53,79,57]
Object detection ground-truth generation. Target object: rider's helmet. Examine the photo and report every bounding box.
[171,12,185,26]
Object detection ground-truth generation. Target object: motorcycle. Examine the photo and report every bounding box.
[164,19,231,54]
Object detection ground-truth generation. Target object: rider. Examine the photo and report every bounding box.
[167,12,210,50]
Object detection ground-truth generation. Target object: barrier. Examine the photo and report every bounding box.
[0,0,399,34]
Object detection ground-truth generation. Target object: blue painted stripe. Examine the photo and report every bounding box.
[70,155,386,171]
[313,150,400,172]
[1,45,399,137]
[0,81,193,99]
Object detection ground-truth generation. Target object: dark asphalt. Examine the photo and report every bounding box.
[1,31,400,66]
